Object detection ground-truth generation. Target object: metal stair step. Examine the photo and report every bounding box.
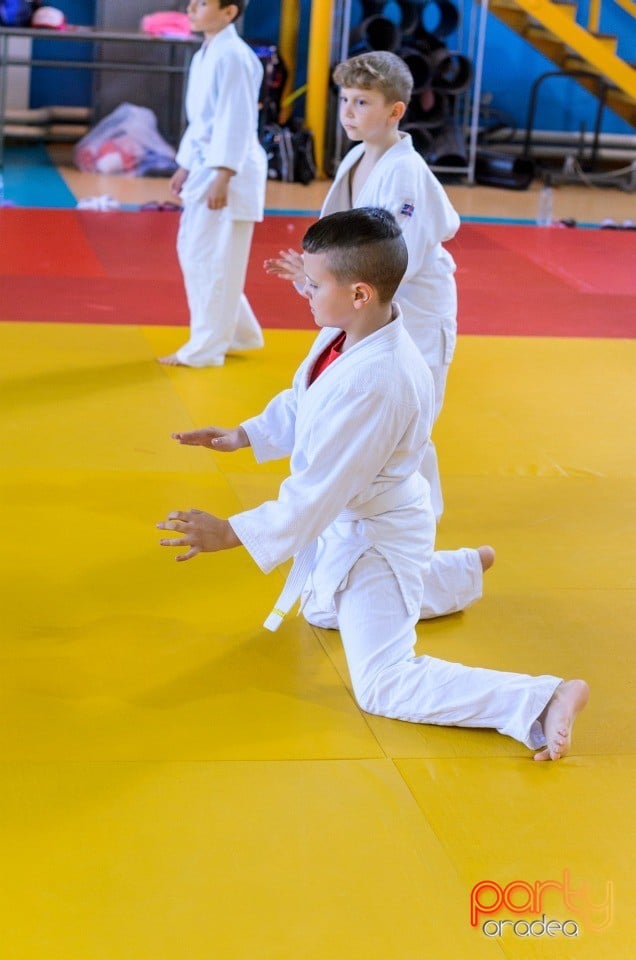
[562,51,601,72]
[489,0,530,30]
[488,0,636,125]
[606,89,636,124]
[558,55,636,122]
[525,22,617,53]
[525,24,568,61]
[550,0,578,19]
[563,50,635,80]
[589,33,618,55]
[491,0,576,18]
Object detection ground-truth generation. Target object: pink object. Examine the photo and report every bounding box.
[140,12,192,38]
[31,6,66,29]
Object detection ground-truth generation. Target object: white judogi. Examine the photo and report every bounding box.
[229,314,561,750]
[175,24,267,366]
[321,133,459,516]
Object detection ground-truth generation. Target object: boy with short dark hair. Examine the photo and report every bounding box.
[266,51,459,520]
[159,208,588,761]
[159,0,267,368]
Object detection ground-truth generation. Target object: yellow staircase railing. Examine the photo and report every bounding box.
[489,0,636,125]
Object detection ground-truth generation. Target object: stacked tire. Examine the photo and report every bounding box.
[348,0,472,168]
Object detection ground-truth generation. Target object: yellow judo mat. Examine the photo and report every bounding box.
[1,320,634,959]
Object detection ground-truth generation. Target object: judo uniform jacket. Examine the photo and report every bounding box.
[321,133,459,398]
[177,24,266,219]
[229,314,561,750]
[321,132,460,515]
[175,24,267,366]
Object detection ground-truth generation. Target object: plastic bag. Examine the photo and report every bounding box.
[73,103,177,177]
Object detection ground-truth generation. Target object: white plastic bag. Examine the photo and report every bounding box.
[73,103,177,177]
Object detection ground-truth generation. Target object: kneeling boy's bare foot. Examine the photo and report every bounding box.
[158,354,186,366]
[534,679,589,762]
[478,545,496,572]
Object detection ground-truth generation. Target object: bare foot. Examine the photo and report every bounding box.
[534,679,589,761]
[478,545,496,572]
[158,354,186,366]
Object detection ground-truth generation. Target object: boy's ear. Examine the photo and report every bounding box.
[390,101,407,124]
[352,281,374,307]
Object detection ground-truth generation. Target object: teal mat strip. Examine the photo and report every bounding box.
[1,144,77,209]
[0,149,604,228]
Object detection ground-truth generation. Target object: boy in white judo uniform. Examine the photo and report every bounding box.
[159,0,267,368]
[266,51,458,519]
[158,207,588,761]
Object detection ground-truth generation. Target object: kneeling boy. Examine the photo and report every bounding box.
[158,207,588,761]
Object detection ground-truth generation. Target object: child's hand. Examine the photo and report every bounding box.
[171,426,249,452]
[263,249,304,284]
[170,167,189,196]
[158,509,241,561]
[207,169,232,210]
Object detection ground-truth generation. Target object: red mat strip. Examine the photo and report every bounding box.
[0,210,634,337]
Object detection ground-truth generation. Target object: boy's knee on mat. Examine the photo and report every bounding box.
[353,687,383,717]
[351,672,400,717]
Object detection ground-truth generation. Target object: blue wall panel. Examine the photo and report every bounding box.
[30,0,96,107]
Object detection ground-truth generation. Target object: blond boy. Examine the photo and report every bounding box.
[266,51,459,519]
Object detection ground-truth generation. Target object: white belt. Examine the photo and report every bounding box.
[263,540,318,632]
[338,472,424,521]
[263,473,424,632]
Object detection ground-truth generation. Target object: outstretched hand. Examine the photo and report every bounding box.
[263,248,305,284]
[157,508,241,561]
[171,426,250,452]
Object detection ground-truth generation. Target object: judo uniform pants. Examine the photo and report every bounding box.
[176,202,263,367]
[418,314,455,522]
[304,548,561,749]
